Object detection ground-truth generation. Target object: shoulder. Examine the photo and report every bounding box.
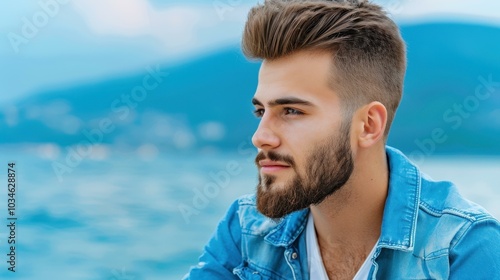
[415,174,499,253]
[418,174,496,223]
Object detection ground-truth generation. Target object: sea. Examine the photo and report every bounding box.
[0,151,498,280]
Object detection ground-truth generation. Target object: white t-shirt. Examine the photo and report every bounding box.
[306,212,377,280]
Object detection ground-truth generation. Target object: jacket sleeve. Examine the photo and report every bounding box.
[449,217,500,279]
[183,199,243,279]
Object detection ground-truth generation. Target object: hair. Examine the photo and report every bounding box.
[242,0,407,136]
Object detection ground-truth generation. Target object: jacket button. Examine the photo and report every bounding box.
[291,252,298,259]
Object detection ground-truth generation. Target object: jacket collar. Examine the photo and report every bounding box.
[264,208,309,247]
[263,146,421,251]
[378,146,420,251]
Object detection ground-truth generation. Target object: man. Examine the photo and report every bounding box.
[184,0,500,279]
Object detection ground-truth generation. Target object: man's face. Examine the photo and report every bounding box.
[252,51,354,219]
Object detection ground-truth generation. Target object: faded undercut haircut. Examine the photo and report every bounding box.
[242,0,407,136]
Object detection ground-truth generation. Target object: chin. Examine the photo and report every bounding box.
[259,177,288,190]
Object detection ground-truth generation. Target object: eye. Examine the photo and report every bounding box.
[284,107,303,115]
[253,108,264,118]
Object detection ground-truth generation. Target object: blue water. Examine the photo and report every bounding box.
[0,151,498,279]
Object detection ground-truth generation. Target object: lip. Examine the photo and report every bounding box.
[258,160,291,173]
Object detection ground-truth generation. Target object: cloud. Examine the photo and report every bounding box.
[2,0,498,105]
[69,0,500,55]
[380,0,500,26]
[70,0,249,56]
[72,0,151,36]
[149,6,201,49]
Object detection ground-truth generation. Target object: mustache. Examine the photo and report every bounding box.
[255,151,295,167]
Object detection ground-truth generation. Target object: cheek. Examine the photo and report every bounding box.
[280,116,340,167]
[284,138,316,177]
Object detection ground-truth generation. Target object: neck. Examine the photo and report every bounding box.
[310,146,388,251]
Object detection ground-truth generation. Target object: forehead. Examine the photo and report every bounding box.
[254,51,340,106]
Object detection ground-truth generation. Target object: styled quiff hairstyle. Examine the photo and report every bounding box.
[242,0,406,136]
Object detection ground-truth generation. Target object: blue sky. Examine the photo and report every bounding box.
[1,0,500,104]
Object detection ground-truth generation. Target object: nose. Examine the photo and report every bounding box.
[252,119,281,150]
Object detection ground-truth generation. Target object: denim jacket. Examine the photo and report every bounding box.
[184,147,500,279]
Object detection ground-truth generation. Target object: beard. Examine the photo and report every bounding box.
[255,121,354,219]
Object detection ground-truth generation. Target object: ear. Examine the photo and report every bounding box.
[356,101,387,148]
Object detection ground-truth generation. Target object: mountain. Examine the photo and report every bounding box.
[1,22,499,156]
[391,23,500,156]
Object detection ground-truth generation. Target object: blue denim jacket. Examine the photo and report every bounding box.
[184,147,500,279]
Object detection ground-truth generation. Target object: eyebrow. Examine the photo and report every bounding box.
[251,96,315,107]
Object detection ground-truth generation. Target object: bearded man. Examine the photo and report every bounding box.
[184,0,500,279]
